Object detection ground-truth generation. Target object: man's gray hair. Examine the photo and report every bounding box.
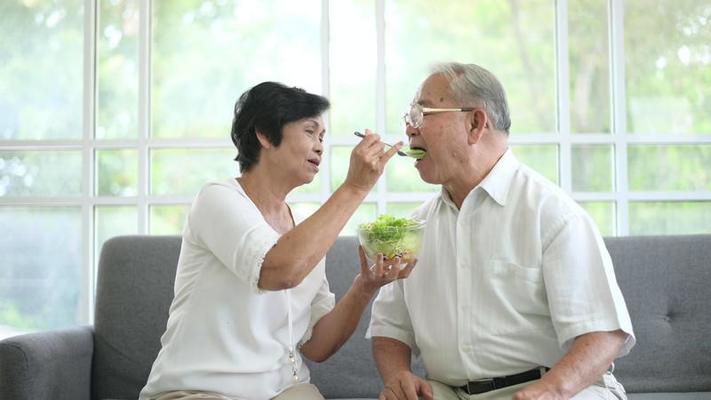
[431,62,511,134]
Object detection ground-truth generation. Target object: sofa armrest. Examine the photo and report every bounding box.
[0,325,94,400]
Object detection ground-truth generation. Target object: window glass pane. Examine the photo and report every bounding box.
[0,151,82,197]
[629,201,711,235]
[95,206,137,257]
[151,0,321,139]
[511,145,559,184]
[572,145,613,192]
[386,202,421,218]
[0,1,84,140]
[578,201,615,236]
[97,0,138,139]
[96,149,138,196]
[330,0,375,136]
[386,154,439,193]
[330,146,352,191]
[385,0,555,135]
[343,203,377,236]
[0,207,82,339]
[569,0,610,133]
[150,148,236,196]
[625,0,711,134]
[150,204,189,235]
[628,145,711,191]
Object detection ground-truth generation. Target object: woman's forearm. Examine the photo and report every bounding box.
[258,183,367,290]
[299,277,375,362]
[258,132,401,291]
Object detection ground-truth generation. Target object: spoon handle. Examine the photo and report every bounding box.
[353,131,407,157]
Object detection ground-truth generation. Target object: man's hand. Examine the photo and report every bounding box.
[378,371,433,400]
[512,330,627,400]
[512,380,565,400]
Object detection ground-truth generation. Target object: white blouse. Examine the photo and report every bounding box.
[140,179,335,400]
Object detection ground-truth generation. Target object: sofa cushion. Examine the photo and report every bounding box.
[92,236,180,400]
[606,235,711,393]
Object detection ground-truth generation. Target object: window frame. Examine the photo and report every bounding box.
[1,0,710,327]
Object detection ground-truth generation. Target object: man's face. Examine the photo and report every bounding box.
[406,73,471,185]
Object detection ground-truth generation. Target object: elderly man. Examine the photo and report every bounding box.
[368,63,635,400]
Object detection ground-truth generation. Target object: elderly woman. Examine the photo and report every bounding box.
[139,82,408,400]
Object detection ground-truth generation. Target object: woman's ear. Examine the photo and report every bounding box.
[467,109,488,145]
[255,131,273,150]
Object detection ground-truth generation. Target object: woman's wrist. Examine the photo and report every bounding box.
[338,181,371,200]
[352,274,378,301]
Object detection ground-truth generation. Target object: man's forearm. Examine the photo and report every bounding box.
[540,330,627,398]
[372,336,413,383]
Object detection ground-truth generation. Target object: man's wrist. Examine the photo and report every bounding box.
[383,368,414,388]
[539,372,574,399]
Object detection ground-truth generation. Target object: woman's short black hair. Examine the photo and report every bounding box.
[230,81,330,173]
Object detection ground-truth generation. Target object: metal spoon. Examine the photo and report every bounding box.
[353,131,407,157]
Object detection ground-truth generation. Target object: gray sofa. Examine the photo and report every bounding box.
[1,235,710,400]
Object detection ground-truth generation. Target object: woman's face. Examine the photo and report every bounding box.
[270,115,325,185]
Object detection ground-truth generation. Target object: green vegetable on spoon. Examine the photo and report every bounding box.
[404,148,426,160]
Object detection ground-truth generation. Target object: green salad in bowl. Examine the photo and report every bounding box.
[357,215,425,263]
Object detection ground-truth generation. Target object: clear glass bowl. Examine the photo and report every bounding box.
[357,218,425,263]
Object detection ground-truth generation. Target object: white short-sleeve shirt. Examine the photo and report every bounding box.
[368,149,635,386]
[139,179,335,400]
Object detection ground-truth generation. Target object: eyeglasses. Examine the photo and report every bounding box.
[403,103,475,129]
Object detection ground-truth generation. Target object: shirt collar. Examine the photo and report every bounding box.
[440,148,519,208]
[478,148,519,206]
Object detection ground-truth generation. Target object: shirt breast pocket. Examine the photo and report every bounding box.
[485,260,546,316]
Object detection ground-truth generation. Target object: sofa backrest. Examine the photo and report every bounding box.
[93,236,181,400]
[606,234,711,392]
[93,235,415,399]
[92,234,711,399]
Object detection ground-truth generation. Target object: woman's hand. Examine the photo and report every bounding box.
[355,245,416,295]
[344,129,402,194]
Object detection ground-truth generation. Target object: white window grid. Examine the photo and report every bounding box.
[1,0,710,323]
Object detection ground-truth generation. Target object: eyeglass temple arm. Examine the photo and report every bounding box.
[421,107,476,113]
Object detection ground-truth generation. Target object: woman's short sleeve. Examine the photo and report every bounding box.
[188,182,280,293]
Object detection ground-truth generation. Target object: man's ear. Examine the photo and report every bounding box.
[467,109,488,145]
[256,131,273,150]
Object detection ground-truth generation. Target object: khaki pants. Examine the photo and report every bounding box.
[153,383,325,400]
[429,372,627,400]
